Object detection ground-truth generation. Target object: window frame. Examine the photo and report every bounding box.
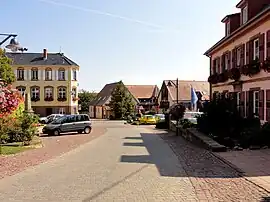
[58,87,67,98]
[72,69,77,81]
[242,6,248,24]
[45,68,52,81]
[236,47,241,66]
[226,21,230,36]
[31,68,39,81]
[31,86,40,98]
[17,68,24,81]
[224,53,229,70]
[17,86,26,96]
[44,87,53,98]
[58,68,65,81]
[253,91,259,115]
[253,39,259,60]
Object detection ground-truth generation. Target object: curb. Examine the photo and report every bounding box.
[211,152,270,194]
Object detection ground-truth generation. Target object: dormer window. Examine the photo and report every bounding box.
[242,6,248,24]
[226,21,230,36]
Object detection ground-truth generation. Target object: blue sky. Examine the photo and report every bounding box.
[2,0,238,91]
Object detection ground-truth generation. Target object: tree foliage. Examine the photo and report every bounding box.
[109,81,135,119]
[0,49,15,85]
[78,90,97,112]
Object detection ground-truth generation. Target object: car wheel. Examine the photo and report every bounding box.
[84,127,91,134]
[53,129,60,136]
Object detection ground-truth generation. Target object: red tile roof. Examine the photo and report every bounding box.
[125,85,159,99]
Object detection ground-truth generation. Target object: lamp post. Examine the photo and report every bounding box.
[167,78,179,135]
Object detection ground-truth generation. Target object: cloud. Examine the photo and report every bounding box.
[37,0,164,29]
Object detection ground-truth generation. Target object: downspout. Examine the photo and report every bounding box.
[209,55,212,101]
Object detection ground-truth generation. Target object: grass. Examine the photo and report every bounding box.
[0,136,43,155]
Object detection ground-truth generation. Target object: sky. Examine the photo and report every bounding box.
[2,0,239,92]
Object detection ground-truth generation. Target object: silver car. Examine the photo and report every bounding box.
[42,114,92,136]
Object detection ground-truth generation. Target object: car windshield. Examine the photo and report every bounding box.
[51,116,65,124]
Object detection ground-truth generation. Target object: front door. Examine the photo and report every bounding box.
[46,108,53,116]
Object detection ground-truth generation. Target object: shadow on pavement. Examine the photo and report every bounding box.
[261,197,270,202]
[120,131,252,178]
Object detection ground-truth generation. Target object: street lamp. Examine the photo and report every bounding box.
[167,78,179,136]
[0,33,28,52]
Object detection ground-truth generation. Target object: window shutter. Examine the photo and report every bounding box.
[246,91,253,117]
[38,70,41,80]
[55,70,58,80]
[28,70,31,80]
[65,70,68,80]
[217,57,220,73]
[221,54,225,72]
[228,51,231,69]
[14,69,17,79]
[231,48,235,68]
[266,90,270,121]
[267,30,270,58]
[240,91,245,117]
[240,44,245,66]
[246,41,250,65]
[43,70,46,80]
[259,90,264,120]
[259,33,265,63]
[249,40,254,62]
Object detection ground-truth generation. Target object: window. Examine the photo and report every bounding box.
[253,91,259,115]
[58,87,66,98]
[253,39,259,60]
[59,107,65,114]
[226,21,230,36]
[17,68,24,80]
[242,6,248,24]
[31,87,40,98]
[45,68,52,80]
[17,86,26,96]
[225,54,229,70]
[45,87,53,98]
[58,68,65,81]
[72,70,77,80]
[236,47,241,66]
[31,68,38,80]
[236,92,241,111]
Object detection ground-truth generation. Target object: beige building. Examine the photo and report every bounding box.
[204,0,270,121]
[7,49,80,116]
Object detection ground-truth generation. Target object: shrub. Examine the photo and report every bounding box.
[170,104,186,121]
[179,119,196,129]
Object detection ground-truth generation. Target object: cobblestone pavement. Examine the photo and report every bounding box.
[0,122,198,201]
[1,122,269,201]
[157,128,270,201]
[0,121,106,180]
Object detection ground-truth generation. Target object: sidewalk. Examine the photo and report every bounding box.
[216,149,270,192]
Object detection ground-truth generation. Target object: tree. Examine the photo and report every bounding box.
[109,81,135,119]
[0,49,15,85]
[78,90,97,112]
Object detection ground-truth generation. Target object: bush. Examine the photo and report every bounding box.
[0,113,39,144]
[170,104,186,121]
[179,119,196,129]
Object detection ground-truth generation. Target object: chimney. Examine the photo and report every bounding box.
[43,49,47,60]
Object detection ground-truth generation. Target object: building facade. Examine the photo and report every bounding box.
[89,82,139,119]
[7,49,79,117]
[126,85,159,113]
[204,0,270,122]
[157,80,209,111]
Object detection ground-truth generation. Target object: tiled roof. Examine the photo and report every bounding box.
[164,80,209,101]
[89,82,119,106]
[6,52,79,66]
[125,85,159,99]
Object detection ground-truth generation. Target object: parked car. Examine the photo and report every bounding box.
[42,114,92,136]
[155,114,165,123]
[39,114,64,124]
[139,115,157,125]
[182,111,203,124]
